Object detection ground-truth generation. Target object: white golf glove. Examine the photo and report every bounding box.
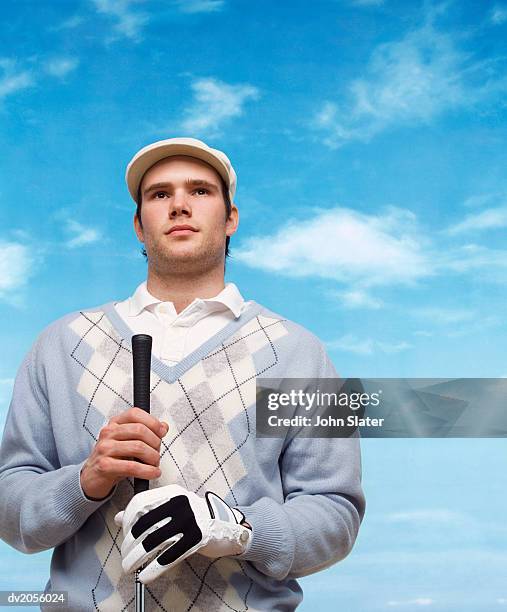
[114,484,252,584]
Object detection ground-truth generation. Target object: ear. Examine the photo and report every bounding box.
[134,213,144,243]
[226,203,239,238]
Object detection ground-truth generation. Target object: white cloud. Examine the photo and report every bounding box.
[65,220,102,248]
[0,55,79,101]
[442,244,507,275]
[0,59,33,100]
[236,200,507,309]
[180,77,259,136]
[463,192,505,209]
[0,242,35,298]
[44,57,79,78]
[327,334,411,355]
[490,5,507,24]
[237,206,431,288]
[91,0,226,40]
[327,334,375,355]
[335,289,383,309]
[92,0,149,42]
[312,15,503,147]
[387,599,434,607]
[447,205,507,235]
[174,0,225,13]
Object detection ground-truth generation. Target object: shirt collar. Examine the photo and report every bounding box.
[128,281,245,319]
[129,282,160,317]
[202,282,244,318]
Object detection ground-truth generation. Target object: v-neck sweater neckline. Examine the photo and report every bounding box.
[101,300,265,384]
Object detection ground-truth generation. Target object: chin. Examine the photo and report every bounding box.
[156,242,198,257]
[169,247,200,260]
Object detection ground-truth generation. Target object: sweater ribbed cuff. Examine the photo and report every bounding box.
[234,496,295,581]
[53,461,116,527]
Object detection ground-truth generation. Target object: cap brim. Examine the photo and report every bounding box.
[126,142,231,202]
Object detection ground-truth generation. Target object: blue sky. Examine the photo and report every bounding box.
[1,0,506,609]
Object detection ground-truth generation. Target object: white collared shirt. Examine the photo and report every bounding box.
[114,282,248,366]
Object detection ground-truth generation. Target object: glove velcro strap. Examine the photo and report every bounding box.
[205,491,241,524]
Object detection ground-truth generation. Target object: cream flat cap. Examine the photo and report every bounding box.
[125,137,237,202]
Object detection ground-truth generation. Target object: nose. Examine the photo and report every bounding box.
[169,189,191,219]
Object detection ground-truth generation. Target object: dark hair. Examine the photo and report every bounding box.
[136,175,232,260]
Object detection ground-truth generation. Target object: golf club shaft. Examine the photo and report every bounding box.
[132,334,152,612]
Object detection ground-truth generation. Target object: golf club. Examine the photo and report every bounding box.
[132,333,153,612]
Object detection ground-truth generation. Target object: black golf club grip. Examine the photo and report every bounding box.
[132,334,152,496]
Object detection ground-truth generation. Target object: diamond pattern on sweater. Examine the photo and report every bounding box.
[69,310,287,611]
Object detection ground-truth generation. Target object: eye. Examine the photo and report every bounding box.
[154,191,169,199]
[194,188,209,195]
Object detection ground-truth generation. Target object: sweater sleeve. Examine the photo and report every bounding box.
[235,334,366,581]
[0,338,115,554]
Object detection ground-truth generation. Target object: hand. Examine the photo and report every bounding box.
[80,407,169,500]
[114,484,252,583]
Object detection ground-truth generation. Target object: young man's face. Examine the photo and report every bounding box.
[134,155,238,275]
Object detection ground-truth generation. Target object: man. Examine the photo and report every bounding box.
[0,137,365,611]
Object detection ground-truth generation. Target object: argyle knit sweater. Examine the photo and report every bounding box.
[0,301,365,612]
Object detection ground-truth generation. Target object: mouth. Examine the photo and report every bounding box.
[166,225,198,236]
